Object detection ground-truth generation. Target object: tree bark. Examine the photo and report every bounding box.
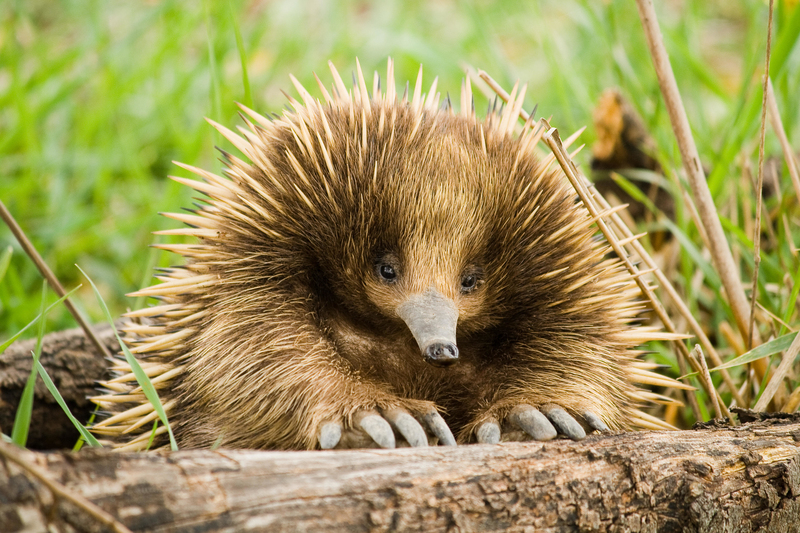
[0,325,117,450]
[2,417,800,533]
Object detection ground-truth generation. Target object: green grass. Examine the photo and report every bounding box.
[10,282,47,447]
[8,281,102,448]
[1,0,799,429]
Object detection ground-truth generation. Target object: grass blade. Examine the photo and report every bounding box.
[10,281,47,447]
[0,285,82,355]
[710,331,798,372]
[205,0,222,122]
[708,4,800,194]
[133,245,162,312]
[0,245,12,282]
[659,218,723,290]
[780,261,800,337]
[769,2,800,81]
[753,327,800,411]
[34,358,103,447]
[609,172,659,215]
[73,410,98,452]
[77,265,178,451]
[229,0,252,109]
[144,420,159,451]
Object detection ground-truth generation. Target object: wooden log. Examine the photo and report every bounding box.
[0,325,117,450]
[2,416,800,532]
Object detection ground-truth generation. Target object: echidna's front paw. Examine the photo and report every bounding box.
[318,407,456,450]
[476,404,609,444]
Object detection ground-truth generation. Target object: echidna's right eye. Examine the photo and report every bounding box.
[378,264,397,282]
[461,274,477,291]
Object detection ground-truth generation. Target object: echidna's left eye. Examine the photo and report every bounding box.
[378,264,397,282]
[460,274,477,293]
[374,252,401,284]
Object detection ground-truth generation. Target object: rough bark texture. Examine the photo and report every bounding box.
[3,328,800,531]
[0,325,116,450]
[2,417,800,532]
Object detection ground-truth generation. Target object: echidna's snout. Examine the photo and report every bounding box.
[396,288,459,367]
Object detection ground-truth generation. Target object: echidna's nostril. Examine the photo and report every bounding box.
[424,342,459,367]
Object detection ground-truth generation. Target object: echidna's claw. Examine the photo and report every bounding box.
[510,404,557,441]
[476,419,501,444]
[318,421,343,449]
[423,409,457,446]
[583,411,610,432]
[543,407,586,441]
[322,406,454,449]
[383,408,427,447]
[356,412,396,448]
[475,403,608,444]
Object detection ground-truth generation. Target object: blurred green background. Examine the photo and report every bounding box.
[1,0,798,344]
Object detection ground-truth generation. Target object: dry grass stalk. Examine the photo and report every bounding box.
[0,200,112,359]
[754,330,800,412]
[748,169,765,344]
[782,386,800,413]
[478,70,745,416]
[633,0,759,349]
[0,441,132,533]
[478,76,747,404]
[757,303,790,335]
[766,78,800,207]
[748,0,774,351]
[465,66,507,111]
[732,175,745,271]
[719,321,745,356]
[475,70,532,122]
[540,122,736,423]
[688,344,724,421]
[572,160,744,406]
[750,161,779,251]
[541,123,660,311]
[614,218,744,405]
[680,188,711,253]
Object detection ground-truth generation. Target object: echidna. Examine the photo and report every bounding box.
[91,59,683,451]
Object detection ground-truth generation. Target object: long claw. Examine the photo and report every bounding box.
[318,421,342,449]
[422,409,456,446]
[476,419,501,444]
[545,407,586,440]
[509,404,557,441]
[583,411,609,432]
[357,413,396,448]
[383,409,428,447]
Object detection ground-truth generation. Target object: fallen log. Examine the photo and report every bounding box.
[0,325,116,449]
[2,416,800,532]
[3,329,800,531]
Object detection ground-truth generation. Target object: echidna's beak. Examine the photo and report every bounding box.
[396,288,459,367]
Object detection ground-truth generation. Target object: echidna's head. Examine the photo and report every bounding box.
[257,104,494,368]
[187,61,611,370]
[260,109,574,369]
[337,129,497,367]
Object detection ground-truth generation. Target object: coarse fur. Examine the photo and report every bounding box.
[92,59,681,451]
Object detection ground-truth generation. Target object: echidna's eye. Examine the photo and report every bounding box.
[378,264,397,282]
[461,274,477,293]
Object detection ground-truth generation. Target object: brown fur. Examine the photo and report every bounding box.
[92,60,676,451]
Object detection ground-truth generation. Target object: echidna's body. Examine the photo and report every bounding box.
[93,60,678,451]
